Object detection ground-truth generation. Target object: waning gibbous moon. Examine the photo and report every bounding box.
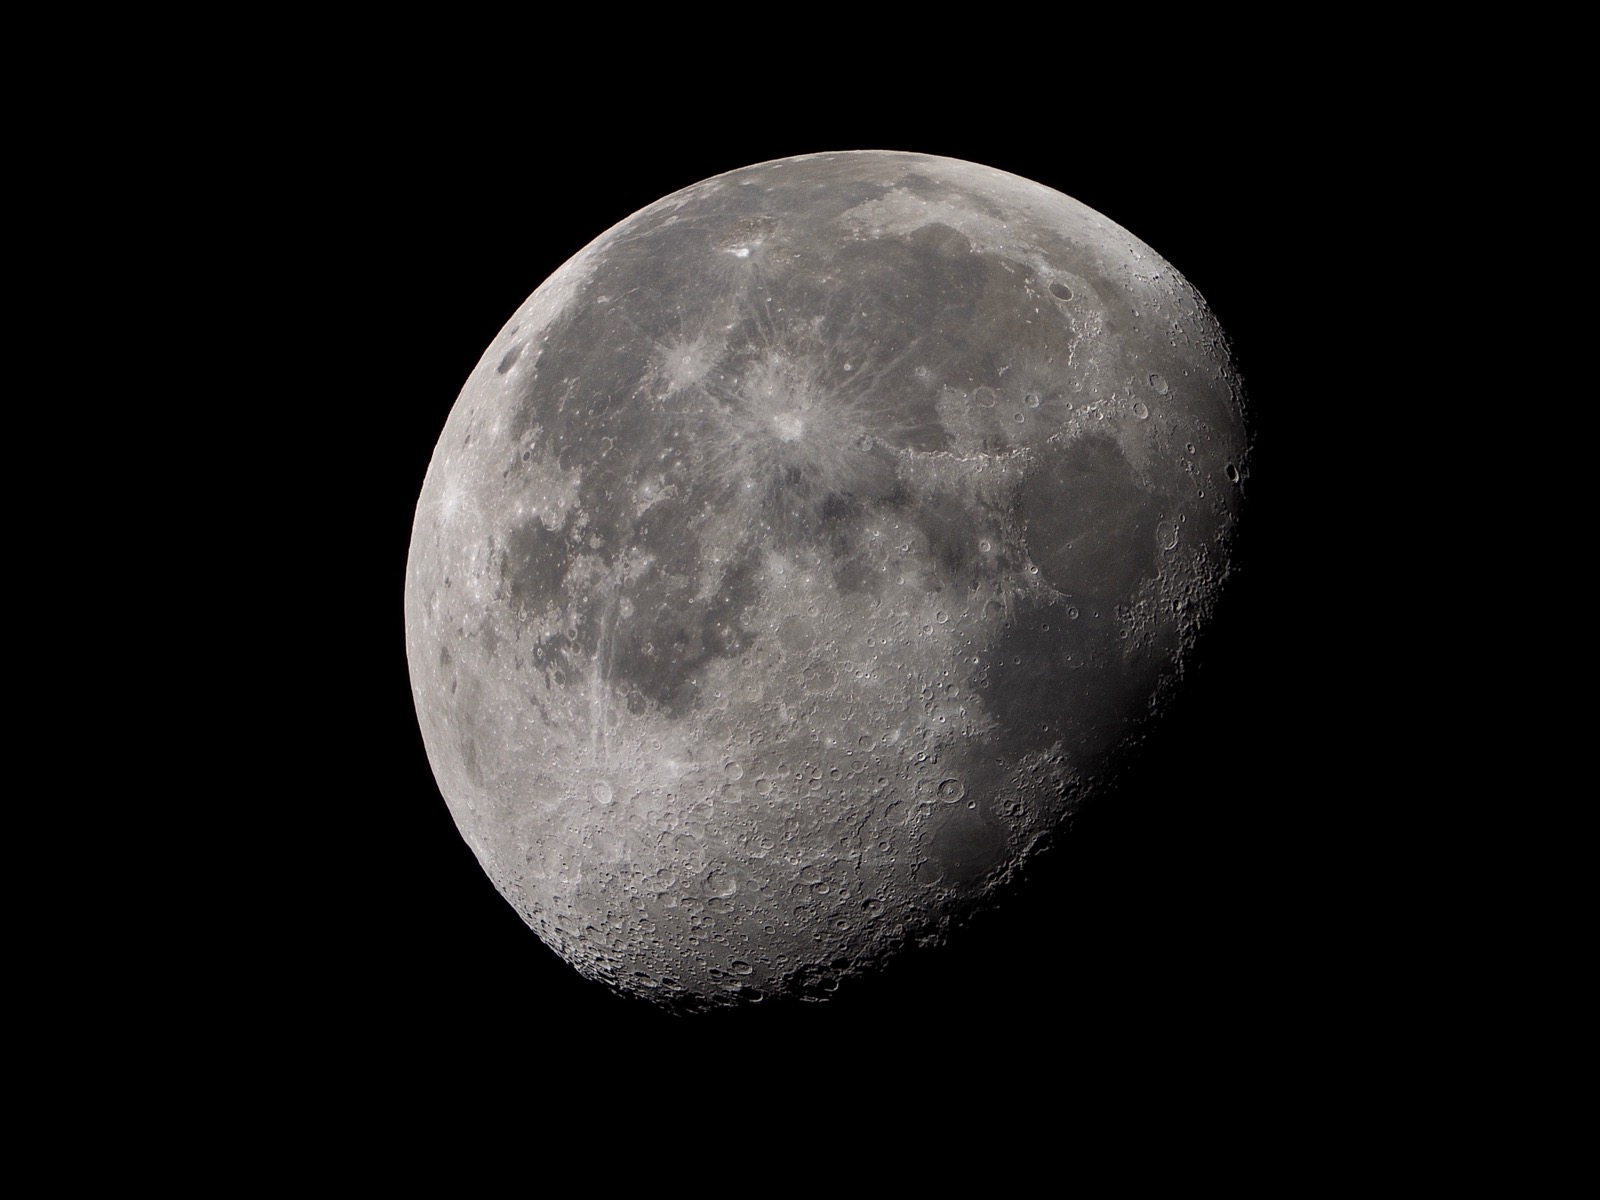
[404,151,1250,1010]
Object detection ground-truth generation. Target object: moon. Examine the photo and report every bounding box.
[404,150,1250,1010]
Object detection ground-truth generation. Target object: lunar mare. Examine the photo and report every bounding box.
[405,151,1249,1009]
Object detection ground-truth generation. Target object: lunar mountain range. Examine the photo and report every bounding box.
[404,151,1250,1010]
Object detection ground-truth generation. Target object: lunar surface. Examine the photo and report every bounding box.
[405,151,1250,1010]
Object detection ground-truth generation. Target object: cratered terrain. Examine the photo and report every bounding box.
[404,150,1250,1010]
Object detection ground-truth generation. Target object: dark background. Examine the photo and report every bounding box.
[288,103,1325,1080]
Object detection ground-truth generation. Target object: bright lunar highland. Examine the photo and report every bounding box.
[405,151,1250,1009]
